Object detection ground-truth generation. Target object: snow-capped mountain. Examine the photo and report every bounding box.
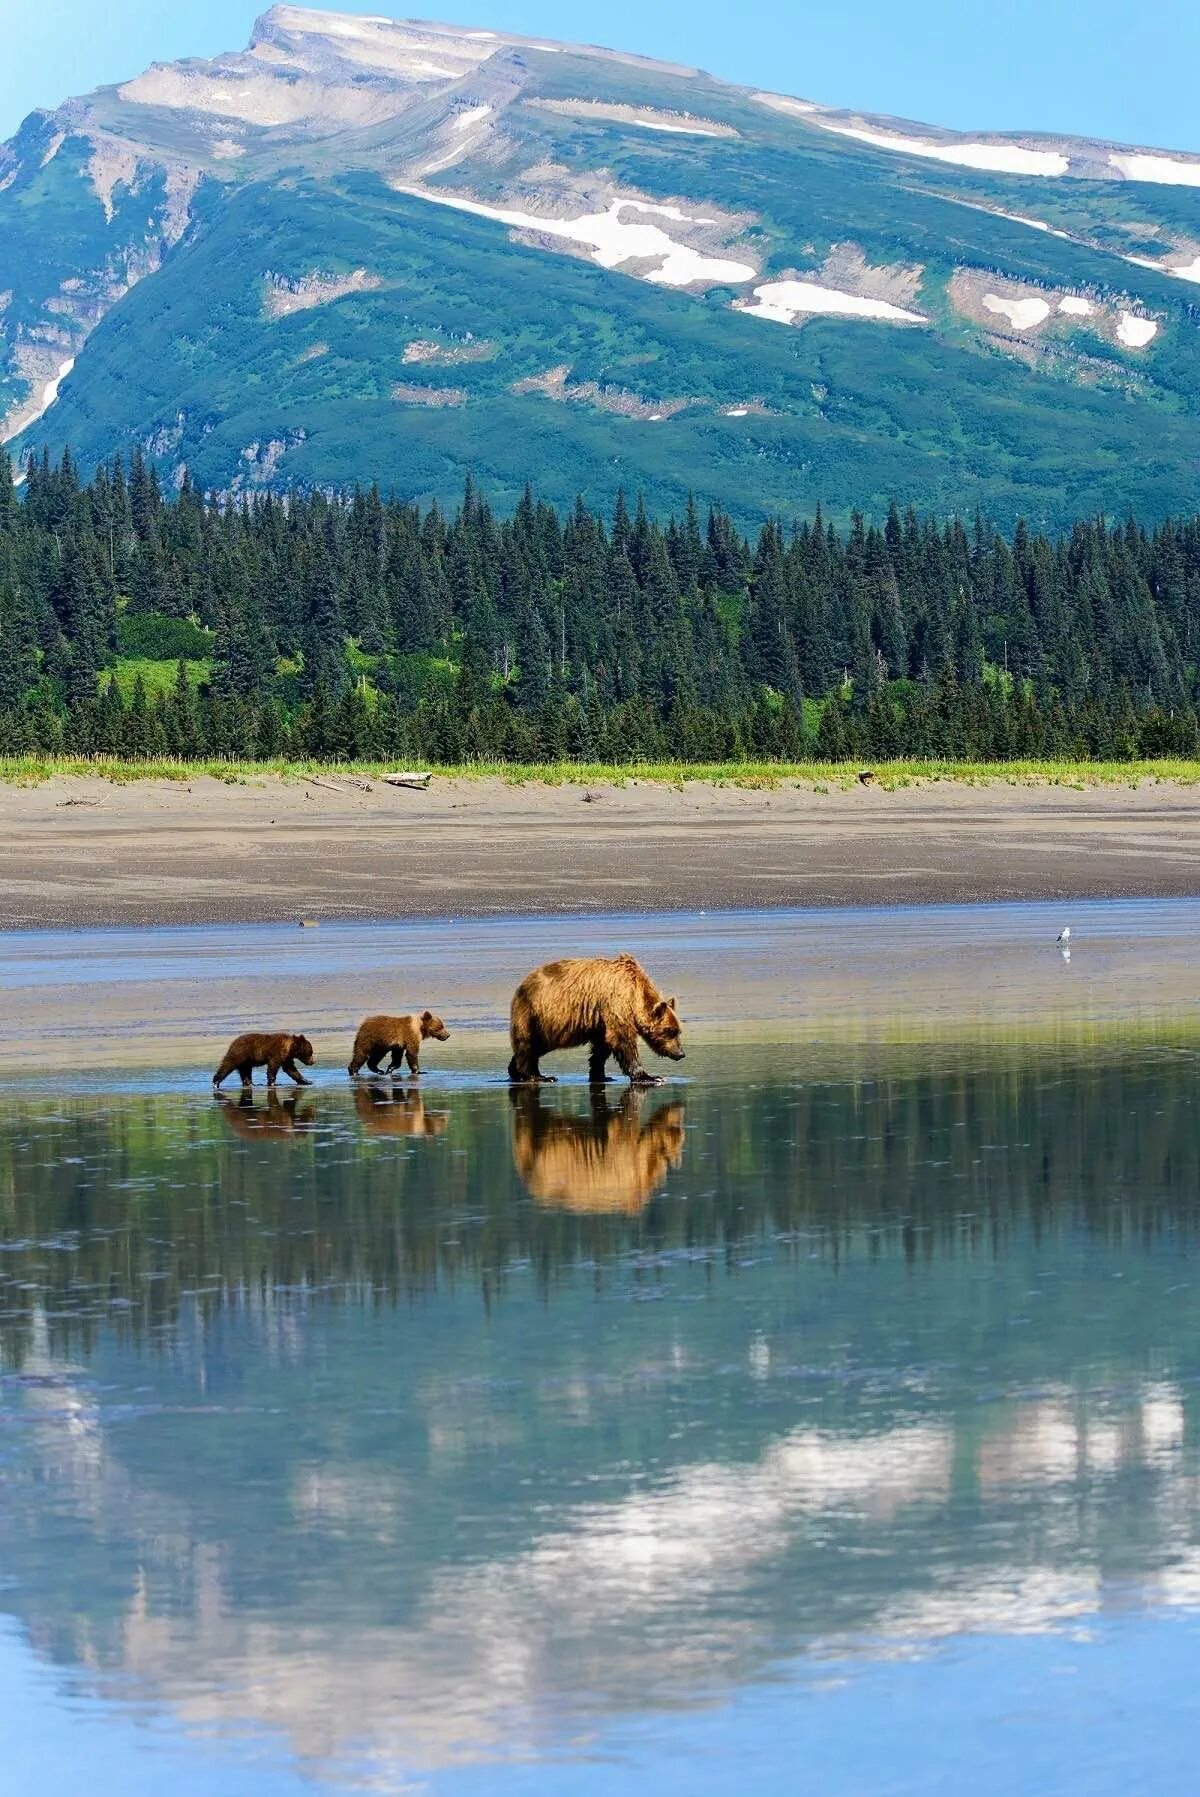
[3,5,1200,522]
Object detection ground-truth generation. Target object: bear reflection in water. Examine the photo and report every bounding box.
[215,1090,318,1138]
[510,1086,686,1214]
[353,1083,450,1138]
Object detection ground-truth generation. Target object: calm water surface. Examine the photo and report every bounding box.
[2,911,1200,1792]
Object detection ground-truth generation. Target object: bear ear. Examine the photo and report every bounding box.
[421,1009,434,1024]
[667,996,677,1012]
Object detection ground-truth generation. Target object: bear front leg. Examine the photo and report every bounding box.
[614,1034,661,1087]
[266,1058,282,1088]
[238,1062,254,1090]
[282,1057,311,1086]
[404,1047,421,1077]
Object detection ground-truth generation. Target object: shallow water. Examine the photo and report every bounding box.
[2,1004,1200,1791]
[4,896,1200,1073]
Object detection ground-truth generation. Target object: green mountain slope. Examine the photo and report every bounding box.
[4,5,1200,526]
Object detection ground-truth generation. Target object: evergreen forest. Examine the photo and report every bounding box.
[5,445,1200,765]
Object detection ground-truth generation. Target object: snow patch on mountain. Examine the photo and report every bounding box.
[1117,312,1158,347]
[983,292,1051,329]
[815,120,1069,176]
[412,102,497,177]
[254,7,497,80]
[752,92,817,118]
[529,99,737,138]
[1,355,75,444]
[737,280,926,325]
[954,270,1157,352]
[622,198,718,225]
[395,188,756,288]
[1109,152,1200,187]
[1125,251,1200,284]
[451,105,493,131]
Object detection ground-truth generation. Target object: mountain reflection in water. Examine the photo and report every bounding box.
[2,1041,1200,1791]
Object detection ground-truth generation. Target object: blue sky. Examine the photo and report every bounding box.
[2,0,1198,151]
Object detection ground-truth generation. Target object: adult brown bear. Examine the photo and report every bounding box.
[348,1011,450,1078]
[508,953,685,1085]
[510,1085,686,1213]
[212,1031,315,1089]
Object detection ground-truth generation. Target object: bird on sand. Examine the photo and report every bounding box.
[1057,926,1071,944]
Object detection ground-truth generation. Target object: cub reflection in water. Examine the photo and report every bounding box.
[215,1089,317,1137]
[353,1083,450,1138]
[510,1085,686,1214]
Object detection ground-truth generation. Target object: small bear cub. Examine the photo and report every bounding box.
[348,1011,450,1078]
[213,1031,315,1090]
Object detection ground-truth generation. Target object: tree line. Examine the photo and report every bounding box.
[4,444,1200,763]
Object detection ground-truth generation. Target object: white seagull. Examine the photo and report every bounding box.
[1057,926,1071,944]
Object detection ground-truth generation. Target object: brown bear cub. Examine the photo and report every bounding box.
[348,1012,450,1078]
[508,953,685,1086]
[213,1031,315,1090]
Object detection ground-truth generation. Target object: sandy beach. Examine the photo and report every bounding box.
[0,774,1198,929]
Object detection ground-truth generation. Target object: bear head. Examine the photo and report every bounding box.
[420,1010,451,1041]
[643,996,686,1061]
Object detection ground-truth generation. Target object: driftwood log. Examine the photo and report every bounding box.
[305,774,374,794]
[383,772,433,791]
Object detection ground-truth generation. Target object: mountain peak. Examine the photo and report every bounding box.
[5,5,1200,524]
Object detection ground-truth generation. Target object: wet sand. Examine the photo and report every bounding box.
[0,774,1199,928]
[1,900,1198,1075]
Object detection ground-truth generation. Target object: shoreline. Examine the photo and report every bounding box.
[0,772,1198,929]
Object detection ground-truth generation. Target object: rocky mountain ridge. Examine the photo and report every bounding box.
[3,6,1200,523]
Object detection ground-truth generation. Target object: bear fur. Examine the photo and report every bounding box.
[507,952,685,1085]
[354,1085,450,1137]
[510,1086,685,1213]
[348,1011,450,1078]
[213,1030,315,1089]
